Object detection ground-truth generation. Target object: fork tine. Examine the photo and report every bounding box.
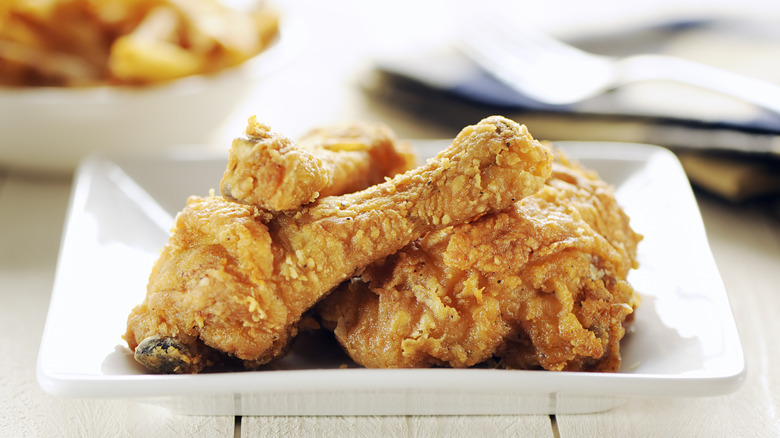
[452,0,780,111]
[452,0,615,104]
[460,4,591,63]
[453,5,569,96]
[456,7,549,77]
[457,6,539,64]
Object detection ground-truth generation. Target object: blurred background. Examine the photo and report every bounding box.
[1,0,780,202]
[244,0,780,202]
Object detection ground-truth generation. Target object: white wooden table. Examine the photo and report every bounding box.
[2,153,778,437]
[2,1,779,435]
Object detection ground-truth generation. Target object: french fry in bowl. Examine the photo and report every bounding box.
[0,0,293,173]
[0,0,280,86]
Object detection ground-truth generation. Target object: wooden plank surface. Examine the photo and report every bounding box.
[242,415,554,438]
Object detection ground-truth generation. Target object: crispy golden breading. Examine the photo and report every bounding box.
[219,116,417,211]
[317,149,641,372]
[124,116,553,373]
[296,121,417,197]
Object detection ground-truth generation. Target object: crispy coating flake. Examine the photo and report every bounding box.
[220,116,416,211]
[317,148,641,372]
[125,116,553,373]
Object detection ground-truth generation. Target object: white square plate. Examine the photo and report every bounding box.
[37,141,745,415]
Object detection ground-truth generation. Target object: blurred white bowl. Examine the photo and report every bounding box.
[0,13,305,174]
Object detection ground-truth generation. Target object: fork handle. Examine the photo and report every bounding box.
[618,54,780,115]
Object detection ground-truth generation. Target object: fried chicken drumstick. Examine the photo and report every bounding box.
[219,116,416,211]
[124,116,553,373]
[317,148,641,372]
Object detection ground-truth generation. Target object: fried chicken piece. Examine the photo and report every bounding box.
[219,116,416,211]
[317,148,641,372]
[124,115,553,373]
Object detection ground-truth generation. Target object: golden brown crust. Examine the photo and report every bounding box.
[126,116,553,373]
[220,117,417,211]
[296,121,417,198]
[220,117,330,211]
[317,147,641,372]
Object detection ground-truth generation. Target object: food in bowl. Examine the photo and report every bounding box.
[0,0,293,173]
[0,0,279,87]
[123,115,641,374]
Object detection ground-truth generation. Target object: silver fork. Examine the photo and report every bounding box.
[455,12,780,114]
